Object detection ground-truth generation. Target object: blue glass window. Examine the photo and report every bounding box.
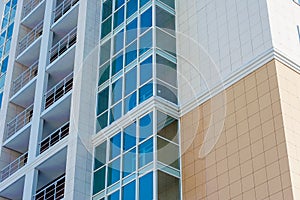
[110,133,121,160]
[140,7,152,34]
[123,123,136,151]
[139,172,153,200]
[0,92,3,108]
[156,6,175,35]
[126,0,137,18]
[4,39,11,55]
[140,56,152,85]
[160,0,175,9]
[110,101,122,123]
[115,0,125,10]
[113,30,124,55]
[139,113,153,141]
[7,23,14,39]
[1,57,9,73]
[138,138,153,168]
[122,181,136,200]
[114,6,125,28]
[126,19,137,46]
[101,17,112,39]
[93,167,106,194]
[98,64,110,86]
[96,111,108,132]
[0,31,6,47]
[125,41,137,66]
[107,158,120,186]
[100,39,111,65]
[1,15,8,29]
[124,91,136,114]
[111,77,123,104]
[94,142,107,169]
[102,0,113,20]
[112,53,123,76]
[140,0,150,8]
[125,67,137,96]
[108,190,119,200]
[97,87,109,115]
[139,82,153,103]
[9,7,16,22]
[123,148,136,177]
[139,29,152,55]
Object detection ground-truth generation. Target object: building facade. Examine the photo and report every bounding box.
[0,0,299,200]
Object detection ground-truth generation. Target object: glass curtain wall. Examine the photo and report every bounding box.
[0,0,17,108]
[96,0,177,132]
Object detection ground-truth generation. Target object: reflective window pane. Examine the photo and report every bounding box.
[98,63,110,86]
[108,190,119,200]
[115,0,125,10]
[94,142,107,169]
[156,6,175,35]
[139,29,152,55]
[97,87,109,115]
[123,148,136,177]
[140,56,152,85]
[114,6,125,28]
[124,91,136,114]
[125,67,137,96]
[138,138,153,168]
[139,82,153,103]
[110,101,122,123]
[96,111,108,132]
[156,28,176,56]
[140,7,152,34]
[102,0,113,20]
[159,0,175,9]
[157,111,178,143]
[111,77,123,104]
[112,52,123,76]
[113,30,124,55]
[126,18,137,45]
[139,172,153,200]
[100,39,111,65]
[110,133,121,160]
[157,80,177,104]
[140,0,150,8]
[127,0,137,18]
[93,167,106,195]
[158,171,180,200]
[122,181,136,200]
[156,54,177,87]
[123,123,136,151]
[125,41,137,66]
[157,137,179,169]
[139,112,153,141]
[101,17,112,39]
[107,158,121,186]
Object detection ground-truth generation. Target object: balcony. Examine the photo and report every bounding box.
[34,175,65,200]
[54,0,79,23]
[6,104,33,141]
[11,61,38,97]
[22,0,45,23]
[44,72,73,110]
[50,27,77,63]
[18,21,43,55]
[39,122,69,154]
[0,152,28,182]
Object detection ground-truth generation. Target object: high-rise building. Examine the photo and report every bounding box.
[0,0,300,199]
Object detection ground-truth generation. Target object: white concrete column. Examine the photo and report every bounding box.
[22,168,38,199]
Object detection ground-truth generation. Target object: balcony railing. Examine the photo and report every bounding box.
[11,61,38,96]
[0,152,28,182]
[44,73,73,110]
[34,175,65,200]
[53,0,79,23]
[19,21,43,55]
[6,104,33,140]
[22,0,44,19]
[39,122,69,154]
[50,27,77,63]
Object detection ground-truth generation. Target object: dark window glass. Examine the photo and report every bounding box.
[94,142,107,169]
[127,0,137,18]
[139,29,152,55]
[124,91,136,114]
[113,30,124,55]
[139,113,153,141]
[98,64,110,86]
[108,190,120,200]
[110,101,122,123]
[110,133,121,160]
[97,87,109,115]
[100,39,111,65]
[140,7,152,34]
[93,167,106,194]
[126,18,137,45]
[123,148,136,177]
[157,111,178,143]
[107,158,121,186]
[157,137,179,169]
[101,17,112,39]
[7,23,14,39]
[140,0,150,8]
[140,56,152,85]
[156,28,176,56]
[1,56,9,73]
[122,181,136,200]
[139,138,153,168]
[102,0,113,20]
[125,67,137,96]
[139,82,153,103]
[112,52,123,76]
[156,54,177,87]
[96,111,108,132]
[125,41,137,66]
[111,77,123,104]
[0,92,3,108]
[158,171,180,200]
[114,6,125,28]
[157,80,177,104]
[139,172,153,200]
[156,6,175,35]
[115,0,125,10]
[159,0,175,9]
[123,123,136,151]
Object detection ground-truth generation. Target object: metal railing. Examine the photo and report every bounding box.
[19,21,43,55]
[22,0,44,19]
[50,27,77,63]
[39,122,69,154]
[11,61,38,96]
[0,152,28,182]
[34,175,65,200]
[53,0,79,23]
[44,73,73,110]
[6,104,34,140]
